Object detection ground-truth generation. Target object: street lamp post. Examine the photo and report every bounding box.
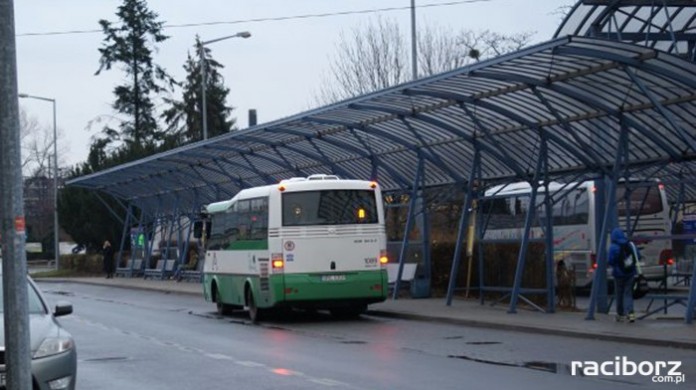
[18,93,59,271]
[199,31,251,140]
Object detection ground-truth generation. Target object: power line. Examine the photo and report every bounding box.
[16,0,491,37]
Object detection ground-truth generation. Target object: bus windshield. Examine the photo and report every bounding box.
[282,190,378,226]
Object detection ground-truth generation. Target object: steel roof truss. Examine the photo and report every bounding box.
[400,117,465,183]
[623,65,696,154]
[529,87,605,170]
[473,71,685,159]
[347,127,409,188]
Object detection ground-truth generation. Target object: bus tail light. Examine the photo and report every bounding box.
[590,253,598,270]
[273,260,284,269]
[659,249,674,266]
[379,250,388,266]
[272,253,284,271]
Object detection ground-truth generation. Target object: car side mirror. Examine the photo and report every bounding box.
[54,301,73,317]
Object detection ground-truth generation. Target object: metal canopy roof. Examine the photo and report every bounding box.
[556,0,696,59]
[67,36,696,214]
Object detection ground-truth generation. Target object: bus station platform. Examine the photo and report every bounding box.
[36,276,696,350]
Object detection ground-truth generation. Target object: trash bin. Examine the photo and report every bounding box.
[410,275,431,298]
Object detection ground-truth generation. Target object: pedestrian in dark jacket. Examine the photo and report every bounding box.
[103,240,115,279]
[607,227,640,322]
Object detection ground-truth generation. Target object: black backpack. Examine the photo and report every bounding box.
[619,242,637,274]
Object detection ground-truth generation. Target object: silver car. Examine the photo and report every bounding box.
[0,275,77,390]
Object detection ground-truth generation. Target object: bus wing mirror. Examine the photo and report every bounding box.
[205,221,212,239]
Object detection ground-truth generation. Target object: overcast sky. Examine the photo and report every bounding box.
[14,0,575,168]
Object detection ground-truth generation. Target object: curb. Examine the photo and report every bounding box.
[367,310,696,350]
[35,277,203,297]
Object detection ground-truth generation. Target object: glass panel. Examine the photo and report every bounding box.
[283,190,378,226]
[616,185,663,216]
[0,279,46,314]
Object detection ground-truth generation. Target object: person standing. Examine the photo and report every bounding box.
[103,240,115,279]
[608,227,640,322]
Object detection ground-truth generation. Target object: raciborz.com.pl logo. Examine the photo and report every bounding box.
[571,357,685,385]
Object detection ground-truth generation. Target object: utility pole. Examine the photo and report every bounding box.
[0,1,33,389]
[411,0,418,80]
[199,31,251,140]
[18,94,59,270]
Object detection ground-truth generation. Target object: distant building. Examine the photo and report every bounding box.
[23,176,67,251]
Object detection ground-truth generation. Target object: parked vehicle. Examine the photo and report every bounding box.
[481,179,673,287]
[0,273,76,390]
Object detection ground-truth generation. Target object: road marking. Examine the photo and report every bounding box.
[206,353,234,360]
[235,361,267,368]
[309,378,349,386]
[65,314,354,388]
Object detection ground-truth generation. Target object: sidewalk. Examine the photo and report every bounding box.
[37,276,696,350]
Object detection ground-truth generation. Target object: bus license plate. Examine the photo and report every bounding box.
[321,275,346,282]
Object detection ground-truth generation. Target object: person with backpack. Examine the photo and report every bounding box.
[608,227,641,322]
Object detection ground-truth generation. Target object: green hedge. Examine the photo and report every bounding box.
[58,253,104,274]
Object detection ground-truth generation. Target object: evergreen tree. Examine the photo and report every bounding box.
[58,165,124,254]
[95,0,175,155]
[163,37,236,146]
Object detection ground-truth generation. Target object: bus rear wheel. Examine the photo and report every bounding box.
[246,289,263,323]
[215,289,235,316]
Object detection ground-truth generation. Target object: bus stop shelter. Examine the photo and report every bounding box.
[67,34,696,322]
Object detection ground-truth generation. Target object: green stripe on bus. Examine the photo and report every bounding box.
[282,270,387,301]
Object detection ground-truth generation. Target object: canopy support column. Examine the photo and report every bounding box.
[587,119,629,319]
[446,148,480,305]
[509,137,547,314]
[393,157,424,299]
[116,204,134,272]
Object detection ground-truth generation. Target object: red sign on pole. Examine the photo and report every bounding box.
[14,216,26,233]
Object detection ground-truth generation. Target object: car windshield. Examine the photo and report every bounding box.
[0,277,47,314]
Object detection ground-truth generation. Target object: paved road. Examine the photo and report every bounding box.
[38,282,694,389]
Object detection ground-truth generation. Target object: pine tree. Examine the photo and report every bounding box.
[163,36,236,146]
[95,0,176,154]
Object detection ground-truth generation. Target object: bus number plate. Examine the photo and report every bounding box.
[321,275,346,282]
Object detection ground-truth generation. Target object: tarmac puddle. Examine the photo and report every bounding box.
[46,290,75,297]
[82,356,131,363]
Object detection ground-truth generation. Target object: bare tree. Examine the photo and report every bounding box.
[315,18,535,105]
[458,30,535,62]
[417,24,470,76]
[316,17,408,104]
[19,108,67,178]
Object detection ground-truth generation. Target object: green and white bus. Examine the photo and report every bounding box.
[202,174,388,322]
